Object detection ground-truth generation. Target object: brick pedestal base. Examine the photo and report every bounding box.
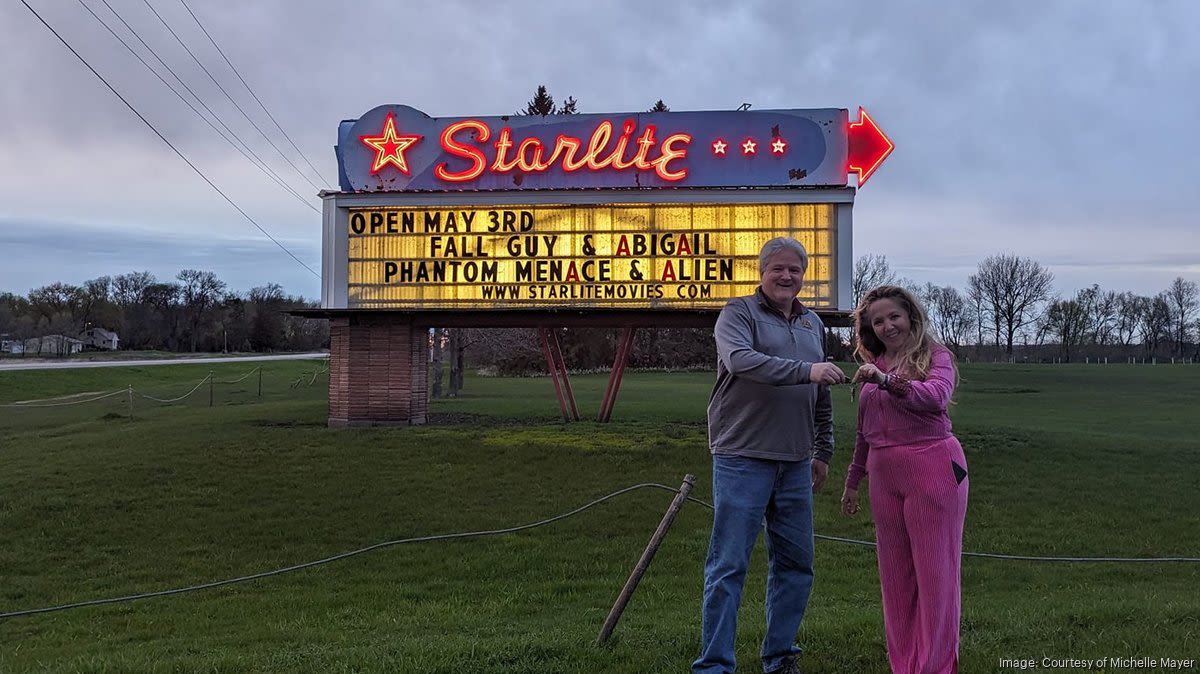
[328,315,427,426]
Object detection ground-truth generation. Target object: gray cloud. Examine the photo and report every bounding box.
[0,217,319,298]
[1,0,1197,299]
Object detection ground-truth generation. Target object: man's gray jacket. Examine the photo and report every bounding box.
[707,289,834,463]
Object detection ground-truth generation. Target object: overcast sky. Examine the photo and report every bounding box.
[1,0,1197,301]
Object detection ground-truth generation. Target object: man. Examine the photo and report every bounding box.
[693,237,846,674]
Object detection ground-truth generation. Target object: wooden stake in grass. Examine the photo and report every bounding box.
[257,367,262,399]
[596,473,695,646]
[209,371,214,407]
[127,385,134,421]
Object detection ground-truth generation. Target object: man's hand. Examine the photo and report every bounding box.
[811,459,829,492]
[810,362,847,385]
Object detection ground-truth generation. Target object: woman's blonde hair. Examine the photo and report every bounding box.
[853,285,953,380]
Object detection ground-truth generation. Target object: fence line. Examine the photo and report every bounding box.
[0,366,326,416]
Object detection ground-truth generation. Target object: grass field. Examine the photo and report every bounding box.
[1,360,1197,673]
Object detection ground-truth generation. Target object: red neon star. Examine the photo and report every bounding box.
[771,138,787,155]
[712,139,728,155]
[360,112,423,175]
[742,138,757,155]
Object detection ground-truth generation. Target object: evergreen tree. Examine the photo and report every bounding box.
[558,96,578,115]
[649,99,669,112]
[521,85,556,115]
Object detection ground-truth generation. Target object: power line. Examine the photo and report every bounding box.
[138,0,324,194]
[78,0,319,214]
[21,0,319,279]
[90,0,317,212]
[96,0,293,196]
[178,0,330,189]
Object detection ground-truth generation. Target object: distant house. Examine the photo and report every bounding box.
[0,335,23,355]
[81,327,120,351]
[24,335,84,356]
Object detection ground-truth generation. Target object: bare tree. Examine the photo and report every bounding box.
[966,280,986,358]
[429,328,446,398]
[852,254,898,309]
[177,269,227,352]
[448,329,465,396]
[143,281,183,350]
[1086,286,1119,345]
[1112,292,1145,347]
[921,283,971,351]
[1140,294,1173,357]
[247,284,286,351]
[1044,296,1089,361]
[27,282,86,335]
[967,254,1054,359]
[1164,277,1199,356]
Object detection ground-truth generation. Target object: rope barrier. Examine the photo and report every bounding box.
[211,366,261,385]
[135,375,212,403]
[0,390,127,408]
[0,482,664,619]
[2,483,1195,621]
[683,493,1200,562]
[1,368,258,408]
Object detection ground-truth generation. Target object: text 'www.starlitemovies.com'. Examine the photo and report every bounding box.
[999,656,1195,670]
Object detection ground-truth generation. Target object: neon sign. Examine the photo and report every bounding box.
[431,119,693,183]
[337,105,891,192]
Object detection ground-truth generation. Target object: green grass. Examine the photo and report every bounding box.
[1,362,1197,673]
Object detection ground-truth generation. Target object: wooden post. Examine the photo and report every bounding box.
[596,474,695,646]
[209,371,214,407]
[257,366,263,398]
[127,385,134,421]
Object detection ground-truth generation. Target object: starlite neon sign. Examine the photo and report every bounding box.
[361,113,694,182]
[342,105,891,191]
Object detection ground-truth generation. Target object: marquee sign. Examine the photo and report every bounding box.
[344,202,837,310]
[337,105,893,192]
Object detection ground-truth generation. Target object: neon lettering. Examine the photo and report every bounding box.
[435,121,490,182]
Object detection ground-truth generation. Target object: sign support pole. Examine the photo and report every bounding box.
[547,329,579,421]
[539,328,572,421]
[598,327,636,423]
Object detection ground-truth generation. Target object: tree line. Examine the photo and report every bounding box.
[854,253,1199,363]
[0,270,328,354]
[427,253,1199,397]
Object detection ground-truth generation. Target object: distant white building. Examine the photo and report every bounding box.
[24,335,84,356]
[0,336,23,355]
[81,327,120,351]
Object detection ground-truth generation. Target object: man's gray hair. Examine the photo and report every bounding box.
[758,237,809,274]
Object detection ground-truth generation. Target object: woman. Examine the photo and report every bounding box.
[841,285,968,674]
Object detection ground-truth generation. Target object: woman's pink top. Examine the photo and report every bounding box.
[845,344,957,491]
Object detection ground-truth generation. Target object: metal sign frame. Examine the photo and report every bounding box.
[321,187,855,319]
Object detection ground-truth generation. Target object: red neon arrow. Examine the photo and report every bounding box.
[847,107,894,187]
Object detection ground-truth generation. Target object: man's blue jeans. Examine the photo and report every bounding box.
[692,455,816,674]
